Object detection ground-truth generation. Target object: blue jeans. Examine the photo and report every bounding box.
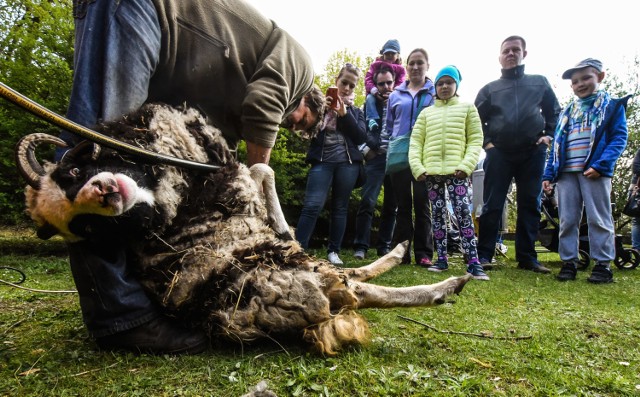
[296,162,360,253]
[632,217,640,250]
[478,145,547,263]
[364,94,380,122]
[58,0,162,337]
[57,0,161,159]
[389,168,433,263]
[353,154,397,253]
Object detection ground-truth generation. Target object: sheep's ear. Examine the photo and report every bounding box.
[36,222,59,240]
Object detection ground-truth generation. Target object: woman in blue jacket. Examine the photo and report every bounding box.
[296,63,367,264]
[385,48,435,265]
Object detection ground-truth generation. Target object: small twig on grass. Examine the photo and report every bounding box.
[398,315,532,340]
[61,363,119,378]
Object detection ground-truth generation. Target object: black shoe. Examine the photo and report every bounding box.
[587,263,614,284]
[96,316,209,355]
[518,261,551,274]
[556,261,577,281]
[479,257,494,271]
[377,247,391,256]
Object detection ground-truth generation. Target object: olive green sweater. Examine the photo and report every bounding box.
[149,0,315,148]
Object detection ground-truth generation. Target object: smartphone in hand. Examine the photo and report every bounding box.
[326,87,339,110]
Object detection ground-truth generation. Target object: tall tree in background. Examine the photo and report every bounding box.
[0,0,73,223]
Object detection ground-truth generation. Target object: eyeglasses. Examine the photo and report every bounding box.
[376,80,394,87]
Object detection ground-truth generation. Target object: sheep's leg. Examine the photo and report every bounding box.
[249,163,293,240]
[343,241,408,282]
[351,274,472,309]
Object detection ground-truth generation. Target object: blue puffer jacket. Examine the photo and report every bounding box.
[543,95,630,182]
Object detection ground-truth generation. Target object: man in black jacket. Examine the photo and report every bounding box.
[474,35,561,273]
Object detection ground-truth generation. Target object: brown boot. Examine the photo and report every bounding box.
[96,316,209,355]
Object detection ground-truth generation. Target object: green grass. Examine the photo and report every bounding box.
[2,229,640,396]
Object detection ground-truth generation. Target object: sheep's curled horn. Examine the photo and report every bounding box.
[15,133,102,189]
[15,133,67,189]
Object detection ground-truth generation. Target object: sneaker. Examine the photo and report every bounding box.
[467,264,490,281]
[377,247,391,256]
[517,260,551,274]
[587,263,614,284]
[556,261,578,281]
[417,257,433,267]
[479,257,494,271]
[427,261,449,272]
[95,316,209,355]
[328,252,344,265]
[495,242,508,256]
[353,250,366,260]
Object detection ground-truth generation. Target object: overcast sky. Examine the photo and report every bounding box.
[245,0,639,103]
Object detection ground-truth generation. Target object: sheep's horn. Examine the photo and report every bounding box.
[61,139,101,163]
[15,133,68,189]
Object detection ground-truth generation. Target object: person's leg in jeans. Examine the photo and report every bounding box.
[512,145,546,264]
[364,94,380,127]
[58,0,164,339]
[327,162,360,253]
[478,148,513,261]
[375,173,397,255]
[296,163,335,249]
[353,155,386,253]
[59,0,160,157]
[412,176,433,263]
[632,217,640,250]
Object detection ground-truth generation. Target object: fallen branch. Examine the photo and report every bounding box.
[398,315,532,340]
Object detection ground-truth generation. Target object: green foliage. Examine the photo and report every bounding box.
[0,0,74,224]
[602,57,640,218]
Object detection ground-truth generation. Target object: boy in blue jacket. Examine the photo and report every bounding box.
[542,58,630,283]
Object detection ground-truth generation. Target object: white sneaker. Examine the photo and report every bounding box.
[496,243,508,255]
[353,250,366,260]
[328,252,343,265]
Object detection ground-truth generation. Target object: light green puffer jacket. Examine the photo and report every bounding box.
[408,96,483,179]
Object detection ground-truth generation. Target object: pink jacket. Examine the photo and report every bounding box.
[364,59,407,94]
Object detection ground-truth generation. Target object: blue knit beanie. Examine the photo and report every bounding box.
[435,65,462,87]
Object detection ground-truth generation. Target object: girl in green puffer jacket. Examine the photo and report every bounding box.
[408,65,487,280]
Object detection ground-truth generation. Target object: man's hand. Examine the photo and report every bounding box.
[246,141,272,166]
[542,180,553,194]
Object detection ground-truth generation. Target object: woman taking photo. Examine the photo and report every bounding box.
[385,48,435,265]
[296,63,367,264]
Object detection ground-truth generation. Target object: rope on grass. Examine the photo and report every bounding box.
[398,315,532,340]
[0,266,77,294]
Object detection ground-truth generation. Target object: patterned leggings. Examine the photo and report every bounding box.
[426,176,478,263]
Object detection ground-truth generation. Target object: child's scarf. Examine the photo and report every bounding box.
[551,90,610,163]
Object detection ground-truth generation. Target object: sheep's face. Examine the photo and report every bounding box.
[25,151,155,241]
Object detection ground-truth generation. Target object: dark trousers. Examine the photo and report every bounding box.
[389,167,433,263]
[478,145,547,263]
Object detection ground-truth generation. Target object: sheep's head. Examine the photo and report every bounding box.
[17,134,155,241]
